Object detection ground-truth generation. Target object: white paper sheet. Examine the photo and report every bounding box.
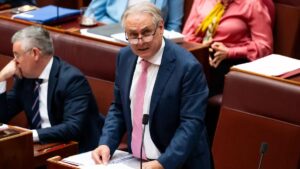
[232,54,300,76]
[0,123,8,131]
[62,150,140,169]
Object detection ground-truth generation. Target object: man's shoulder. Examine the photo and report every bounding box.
[164,39,198,64]
[54,56,84,76]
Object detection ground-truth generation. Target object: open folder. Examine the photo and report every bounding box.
[12,5,81,25]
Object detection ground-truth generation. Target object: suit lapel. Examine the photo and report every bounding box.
[47,57,60,123]
[149,40,176,120]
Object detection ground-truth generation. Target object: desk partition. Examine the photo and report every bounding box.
[212,69,300,169]
[0,126,33,169]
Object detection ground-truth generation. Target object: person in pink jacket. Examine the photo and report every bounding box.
[183,0,274,95]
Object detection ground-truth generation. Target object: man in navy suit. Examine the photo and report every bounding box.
[92,2,211,169]
[0,26,103,152]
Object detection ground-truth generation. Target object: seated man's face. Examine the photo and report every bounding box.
[124,13,164,60]
[13,41,35,78]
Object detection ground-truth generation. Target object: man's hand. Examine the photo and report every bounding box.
[209,42,229,68]
[143,160,164,169]
[0,60,21,82]
[91,145,111,165]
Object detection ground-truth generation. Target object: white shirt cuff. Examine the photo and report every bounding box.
[0,81,7,93]
[32,130,40,142]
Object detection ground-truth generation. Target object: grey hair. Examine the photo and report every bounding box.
[11,26,54,56]
[121,1,163,28]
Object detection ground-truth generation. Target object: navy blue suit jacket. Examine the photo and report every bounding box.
[99,40,211,169]
[0,56,103,152]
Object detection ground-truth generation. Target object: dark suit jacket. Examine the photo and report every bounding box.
[0,56,103,152]
[99,40,211,169]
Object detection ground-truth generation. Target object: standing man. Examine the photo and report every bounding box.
[0,26,103,152]
[92,2,211,169]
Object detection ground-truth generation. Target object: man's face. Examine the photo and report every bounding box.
[124,13,164,60]
[13,41,36,78]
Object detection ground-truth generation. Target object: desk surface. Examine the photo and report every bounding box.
[0,9,210,83]
[0,9,205,52]
[0,125,78,169]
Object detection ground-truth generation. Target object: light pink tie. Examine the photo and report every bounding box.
[131,60,150,160]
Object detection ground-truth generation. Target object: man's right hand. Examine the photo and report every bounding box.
[0,60,21,82]
[91,145,111,165]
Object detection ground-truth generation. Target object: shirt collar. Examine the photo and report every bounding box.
[39,57,53,82]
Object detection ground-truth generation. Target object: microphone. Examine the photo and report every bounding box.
[56,0,60,24]
[257,142,268,169]
[140,114,149,169]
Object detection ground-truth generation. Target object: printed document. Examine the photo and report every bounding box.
[232,54,300,77]
[62,150,139,169]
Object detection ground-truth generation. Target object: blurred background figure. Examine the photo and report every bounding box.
[182,0,274,95]
[83,0,184,32]
[0,0,36,8]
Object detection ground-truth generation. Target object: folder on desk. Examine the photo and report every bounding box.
[87,23,124,38]
[12,5,81,25]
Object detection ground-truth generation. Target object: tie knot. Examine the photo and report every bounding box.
[140,60,151,71]
[35,79,43,85]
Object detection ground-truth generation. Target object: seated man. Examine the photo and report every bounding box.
[92,2,211,169]
[83,0,184,32]
[0,26,104,152]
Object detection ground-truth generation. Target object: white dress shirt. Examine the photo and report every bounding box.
[129,39,165,159]
[32,57,53,142]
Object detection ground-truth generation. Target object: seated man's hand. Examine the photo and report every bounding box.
[143,160,164,169]
[0,60,20,81]
[92,145,111,165]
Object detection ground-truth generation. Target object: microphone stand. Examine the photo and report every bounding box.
[56,0,60,24]
[140,114,149,169]
[257,142,268,169]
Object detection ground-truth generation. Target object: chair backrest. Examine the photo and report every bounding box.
[213,107,300,169]
[273,3,300,59]
[212,70,300,169]
[86,76,114,116]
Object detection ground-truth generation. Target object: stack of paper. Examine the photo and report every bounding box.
[232,54,300,78]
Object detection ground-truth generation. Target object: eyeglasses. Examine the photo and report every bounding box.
[125,24,158,45]
[13,48,32,60]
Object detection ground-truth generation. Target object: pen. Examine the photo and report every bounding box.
[41,144,67,153]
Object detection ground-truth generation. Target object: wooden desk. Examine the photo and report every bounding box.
[34,141,78,168]
[0,125,78,169]
[47,156,79,169]
[0,125,34,169]
[0,10,209,83]
[0,9,206,51]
